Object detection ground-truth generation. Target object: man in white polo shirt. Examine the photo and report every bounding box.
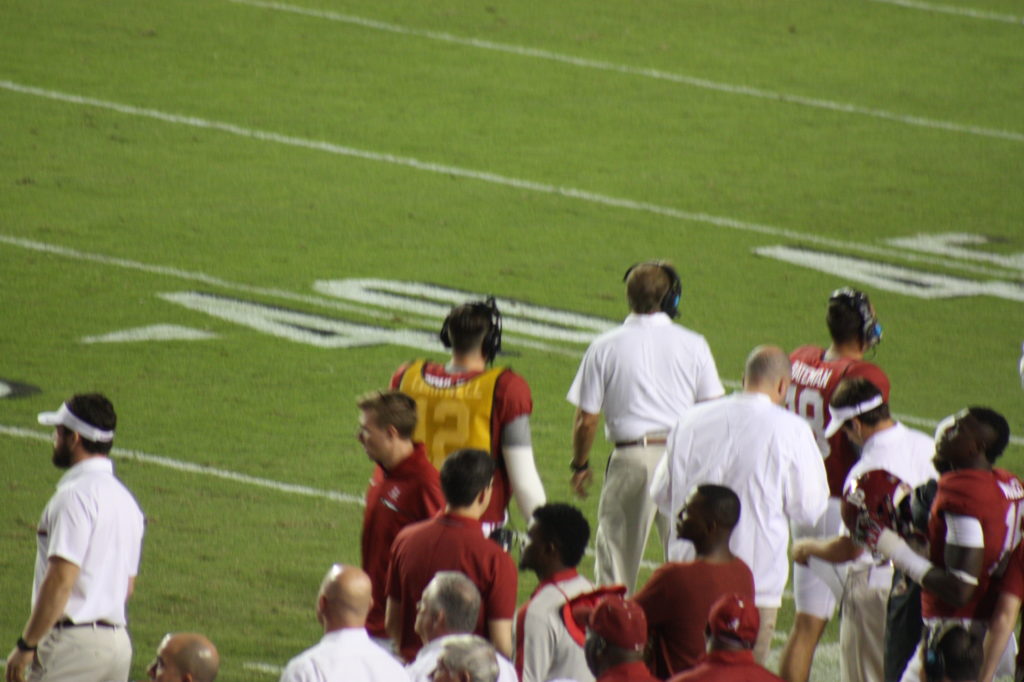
[5,393,145,682]
[651,346,829,663]
[568,261,724,593]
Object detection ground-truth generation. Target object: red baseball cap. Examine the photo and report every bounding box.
[585,595,648,651]
[707,593,759,646]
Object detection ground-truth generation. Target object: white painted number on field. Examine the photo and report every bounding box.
[313,278,613,343]
[159,281,615,351]
[755,234,1024,302]
[159,291,440,350]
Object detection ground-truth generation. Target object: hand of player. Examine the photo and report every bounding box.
[4,647,34,682]
[571,469,593,498]
[791,540,814,566]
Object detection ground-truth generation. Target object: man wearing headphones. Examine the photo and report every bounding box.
[391,298,545,530]
[567,261,724,594]
[779,287,891,682]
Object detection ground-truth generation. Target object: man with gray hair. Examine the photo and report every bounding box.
[651,345,829,663]
[432,635,500,682]
[406,572,516,682]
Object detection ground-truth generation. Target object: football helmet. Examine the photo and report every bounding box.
[841,469,913,545]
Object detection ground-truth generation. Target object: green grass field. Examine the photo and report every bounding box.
[2,0,1022,679]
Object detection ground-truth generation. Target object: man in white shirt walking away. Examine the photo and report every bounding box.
[651,345,828,663]
[568,261,723,593]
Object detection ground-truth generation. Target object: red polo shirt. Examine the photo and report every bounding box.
[598,661,659,682]
[361,443,443,637]
[634,557,755,677]
[386,512,518,661]
[669,650,784,681]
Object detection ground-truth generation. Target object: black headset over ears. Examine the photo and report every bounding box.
[439,296,503,363]
[829,286,882,349]
[623,261,682,318]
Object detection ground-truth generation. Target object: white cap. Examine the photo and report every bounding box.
[38,402,115,443]
[824,395,885,438]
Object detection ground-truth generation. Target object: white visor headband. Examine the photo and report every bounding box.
[824,395,884,438]
[37,402,115,443]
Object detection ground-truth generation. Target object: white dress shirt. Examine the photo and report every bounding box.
[406,635,517,682]
[280,628,410,682]
[651,392,829,607]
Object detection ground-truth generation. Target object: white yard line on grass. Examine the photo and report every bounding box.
[867,0,1023,24]
[0,425,365,506]
[228,0,1024,143]
[1,81,1020,281]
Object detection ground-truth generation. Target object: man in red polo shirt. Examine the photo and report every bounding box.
[634,484,754,677]
[385,449,518,663]
[357,390,444,651]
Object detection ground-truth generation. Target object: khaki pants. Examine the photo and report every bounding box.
[755,607,778,665]
[594,443,669,594]
[29,624,132,682]
[840,564,892,682]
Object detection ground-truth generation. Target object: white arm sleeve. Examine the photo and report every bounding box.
[945,512,985,548]
[505,445,546,521]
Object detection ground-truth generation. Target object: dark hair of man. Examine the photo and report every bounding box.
[967,406,1010,463]
[830,377,890,425]
[446,304,493,355]
[695,484,741,529]
[531,503,591,568]
[428,571,482,634]
[826,294,868,346]
[933,625,982,682]
[440,449,495,507]
[356,390,418,439]
[625,263,670,314]
[66,393,116,454]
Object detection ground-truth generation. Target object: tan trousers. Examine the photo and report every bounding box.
[840,564,891,682]
[594,443,669,594]
[28,624,132,682]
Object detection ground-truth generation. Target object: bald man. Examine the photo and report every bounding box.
[279,565,408,682]
[651,345,829,662]
[147,633,219,682]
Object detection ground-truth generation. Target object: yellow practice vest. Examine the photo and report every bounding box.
[398,360,504,469]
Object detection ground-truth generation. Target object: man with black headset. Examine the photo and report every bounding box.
[391,298,545,533]
[567,261,724,594]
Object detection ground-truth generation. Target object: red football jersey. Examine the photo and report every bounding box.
[391,361,532,523]
[923,468,1024,620]
[787,345,891,497]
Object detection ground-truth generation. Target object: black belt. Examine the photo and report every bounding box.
[614,436,668,448]
[55,619,118,629]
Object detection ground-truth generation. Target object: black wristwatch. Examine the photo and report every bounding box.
[16,637,37,652]
[570,460,589,473]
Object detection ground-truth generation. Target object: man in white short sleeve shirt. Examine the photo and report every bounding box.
[651,346,828,663]
[567,261,723,593]
[5,393,145,682]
